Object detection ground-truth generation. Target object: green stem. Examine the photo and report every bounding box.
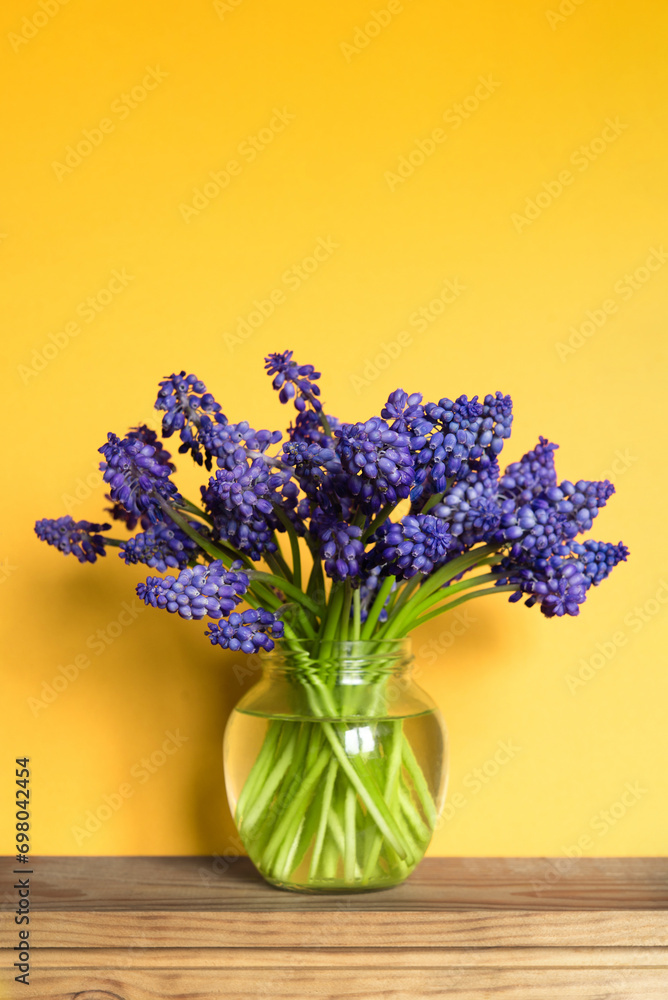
[413,585,517,627]
[275,509,302,590]
[406,571,500,623]
[344,784,357,884]
[241,727,299,833]
[339,582,353,645]
[360,575,396,640]
[247,572,322,616]
[266,550,293,584]
[159,501,234,564]
[308,759,338,880]
[177,497,214,526]
[362,719,403,881]
[421,491,445,514]
[234,721,282,825]
[361,504,397,544]
[399,737,436,830]
[352,590,361,642]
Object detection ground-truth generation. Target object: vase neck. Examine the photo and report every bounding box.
[263,639,414,679]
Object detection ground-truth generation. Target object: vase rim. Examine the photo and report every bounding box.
[262,637,413,668]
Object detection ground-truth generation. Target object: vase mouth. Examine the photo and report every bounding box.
[262,637,413,670]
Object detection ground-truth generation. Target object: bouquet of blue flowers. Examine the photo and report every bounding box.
[36,352,628,890]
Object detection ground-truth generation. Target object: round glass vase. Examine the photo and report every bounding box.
[223,640,448,893]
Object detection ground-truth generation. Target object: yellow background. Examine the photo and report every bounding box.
[1,0,666,857]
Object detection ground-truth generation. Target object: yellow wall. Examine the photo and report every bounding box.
[2,0,666,857]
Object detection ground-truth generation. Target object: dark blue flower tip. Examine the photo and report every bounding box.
[205,608,285,653]
[288,409,340,446]
[99,431,181,524]
[265,351,322,412]
[155,371,223,468]
[570,539,629,586]
[35,517,111,563]
[136,560,249,621]
[381,389,424,433]
[499,437,558,502]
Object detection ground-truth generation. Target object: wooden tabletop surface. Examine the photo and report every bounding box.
[2,857,667,998]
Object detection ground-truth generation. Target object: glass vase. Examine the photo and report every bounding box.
[223,640,447,893]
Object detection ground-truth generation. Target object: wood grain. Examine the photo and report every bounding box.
[1,857,667,998]
[3,856,665,911]
[2,945,667,968]
[5,967,668,1000]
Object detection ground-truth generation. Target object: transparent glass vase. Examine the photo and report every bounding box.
[224,640,448,893]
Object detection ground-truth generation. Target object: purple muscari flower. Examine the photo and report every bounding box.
[410,394,484,494]
[35,516,110,563]
[495,478,614,557]
[201,458,297,559]
[479,392,513,459]
[265,351,322,412]
[288,409,339,446]
[198,415,282,472]
[99,432,180,524]
[430,462,502,549]
[366,514,453,580]
[120,521,199,572]
[336,417,414,514]
[136,561,249,620]
[381,389,424,434]
[282,440,339,501]
[570,539,629,587]
[494,549,589,618]
[549,479,615,535]
[202,458,289,519]
[205,608,285,653]
[126,425,174,469]
[311,514,364,583]
[499,437,558,502]
[155,372,222,467]
[411,392,513,498]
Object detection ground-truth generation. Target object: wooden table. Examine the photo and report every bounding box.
[1,856,667,998]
